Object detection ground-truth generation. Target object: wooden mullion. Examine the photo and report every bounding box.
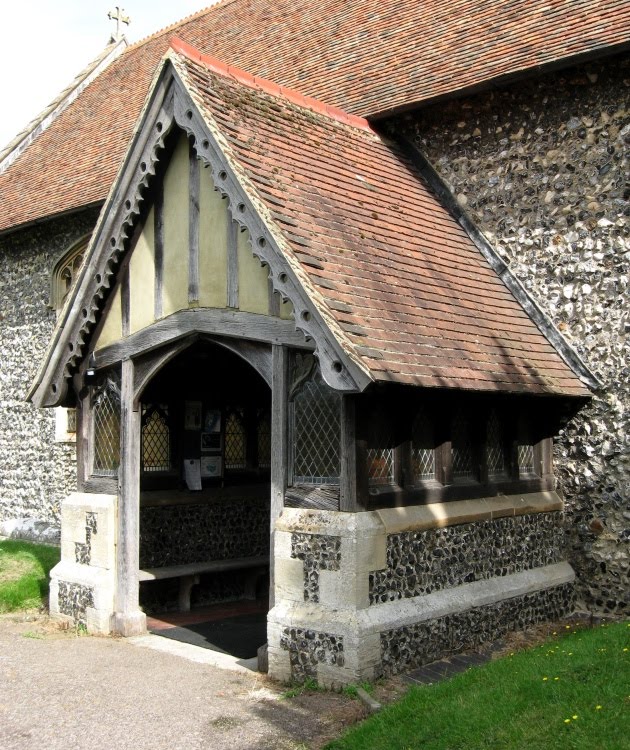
[436,440,452,485]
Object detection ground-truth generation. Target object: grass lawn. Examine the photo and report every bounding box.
[0,539,60,612]
[326,621,630,750]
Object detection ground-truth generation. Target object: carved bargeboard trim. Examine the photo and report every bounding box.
[31,58,372,408]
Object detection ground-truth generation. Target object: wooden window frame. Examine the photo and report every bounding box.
[362,397,555,509]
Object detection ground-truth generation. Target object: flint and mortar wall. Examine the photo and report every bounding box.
[0,209,99,524]
[402,53,629,614]
[268,497,575,686]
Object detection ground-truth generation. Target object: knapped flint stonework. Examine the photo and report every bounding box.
[380,582,575,676]
[57,581,95,627]
[370,513,564,604]
[291,532,341,602]
[139,496,269,568]
[0,209,99,524]
[406,53,629,614]
[280,626,345,682]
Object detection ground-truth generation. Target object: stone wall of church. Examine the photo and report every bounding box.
[0,209,99,524]
[403,53,629,615]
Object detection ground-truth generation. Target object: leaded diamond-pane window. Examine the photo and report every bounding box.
[141,404,170,472]
[452,410,474,479]
[224,409,246,469]
[92,371,121,476]
[411,408,435,482]
[257,408,271,469]
[291,359,341,485]
[367,447,395,485]
[486,409,506,478]
[367,413,395,485]
[519,444,535,476]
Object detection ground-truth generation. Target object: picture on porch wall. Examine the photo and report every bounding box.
[200,455,223,478]
[201,432,222,451]
[184,400,202,430]
[204,409,221,433]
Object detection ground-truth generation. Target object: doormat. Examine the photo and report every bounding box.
[149,612,267,659]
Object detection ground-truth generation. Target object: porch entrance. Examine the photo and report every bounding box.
[137,339,271,658]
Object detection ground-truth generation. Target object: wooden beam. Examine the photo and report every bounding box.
[93,308,311,369]
[154,183,164,320]
[269,344,289,608]
[112,358,146,636]
[188,140,200,303]
[227,218,239,308]
[121,265,130,337]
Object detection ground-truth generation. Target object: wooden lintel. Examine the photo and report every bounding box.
[93,308,312,369]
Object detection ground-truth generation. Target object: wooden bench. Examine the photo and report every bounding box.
[138,555,269,611]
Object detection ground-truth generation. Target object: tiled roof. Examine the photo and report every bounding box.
[170,42,588,395]
[1,0,628,234]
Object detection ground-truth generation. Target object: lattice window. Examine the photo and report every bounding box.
[411,408,435,482]
[452,410,474,479]
[486,409,507,478]
[141,404,171,472]
[225,409,246,469]
[518,444,535,476]
[291,360,341,485]
[257,408,271,469]
[367,410,395,485]
[92,371,121,476]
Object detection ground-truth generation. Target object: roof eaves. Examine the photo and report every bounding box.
[393,132,598,395]
[0,38,127,173]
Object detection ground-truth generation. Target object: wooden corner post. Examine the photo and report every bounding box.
[269,345,289,608]
[112,357,147,636]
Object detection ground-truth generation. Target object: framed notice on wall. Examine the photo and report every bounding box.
[184,401,202,431]
[200,455,223,478]
[204,409,221,433]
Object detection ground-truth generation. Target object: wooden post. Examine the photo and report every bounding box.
[112,358,146,636]
[269,345,288,608]
[341,395,369,511]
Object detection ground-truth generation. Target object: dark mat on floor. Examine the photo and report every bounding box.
[151,612,267,658]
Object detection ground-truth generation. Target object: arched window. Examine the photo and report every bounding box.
[141,404,171,472]
[50,235,90,312]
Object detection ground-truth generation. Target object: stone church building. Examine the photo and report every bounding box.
[0,1,627,682]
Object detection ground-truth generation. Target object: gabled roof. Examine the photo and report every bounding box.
[2,0,628,234]
[0,38,126,173]
[30,40,591,406]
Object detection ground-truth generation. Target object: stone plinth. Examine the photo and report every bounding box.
[49,492,117,633]
[267,493,575,686]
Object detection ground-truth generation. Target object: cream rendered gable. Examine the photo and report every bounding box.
[95,133,293,350]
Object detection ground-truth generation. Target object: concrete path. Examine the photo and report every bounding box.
[0,614,365,750]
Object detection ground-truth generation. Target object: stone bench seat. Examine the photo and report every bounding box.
[139,555,269,611]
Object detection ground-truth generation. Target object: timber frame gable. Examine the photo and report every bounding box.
[29,55,372,409]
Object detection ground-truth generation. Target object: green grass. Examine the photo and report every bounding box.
[0,539,60,612]
[326,621,630,750]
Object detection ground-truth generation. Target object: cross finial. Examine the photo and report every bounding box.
[108,6,131,42]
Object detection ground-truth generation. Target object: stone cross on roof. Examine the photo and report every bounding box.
[108,6,130,42]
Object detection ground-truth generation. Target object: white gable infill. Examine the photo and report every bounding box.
[29,55,372,408]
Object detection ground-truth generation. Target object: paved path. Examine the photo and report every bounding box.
[0,615,365,750]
